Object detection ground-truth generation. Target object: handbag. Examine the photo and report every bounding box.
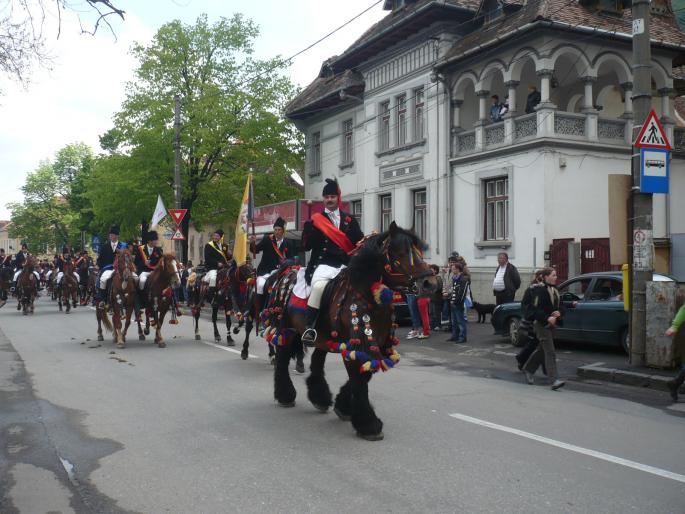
[464,284,473,309]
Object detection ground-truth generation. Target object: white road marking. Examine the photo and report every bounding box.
[449,412,685,484]
[201,340,259,359]
[493,350,517,357]
[586,362,606,368]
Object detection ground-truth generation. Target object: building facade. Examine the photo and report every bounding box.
[286,0,685,300]
[0,221,22,255]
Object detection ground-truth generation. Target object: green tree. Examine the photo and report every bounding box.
[92,13,303,260]
[7,143,95,253]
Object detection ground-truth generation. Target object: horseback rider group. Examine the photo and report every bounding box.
[250,216,294,309]
[11,243,41,291]
[96,224,129,304]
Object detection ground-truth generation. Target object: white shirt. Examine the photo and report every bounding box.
[111,241,118,252]
[493,265,507,291]
[275,237,283,248]
[146,245,154,255]
[325,208,340,228]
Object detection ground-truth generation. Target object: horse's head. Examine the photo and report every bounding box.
[159,254,180,285]
[377,222,439,297]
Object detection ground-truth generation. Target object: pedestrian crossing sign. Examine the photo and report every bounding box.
[171,228,186,241]
[634,110,672,150]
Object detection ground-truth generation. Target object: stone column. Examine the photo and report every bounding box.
[658,87,674,122]
[581,76,596,111]
[451,99,463,129]
[504,80,519,115]
[620,82,634,118]
[476,90,490,123]
[407,88,416,143]
[536,69,555,106]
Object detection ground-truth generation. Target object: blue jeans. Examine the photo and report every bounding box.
[429,300,442,328]
[450,305,467,342]
[406,294,421,330]
[442,299,451,323]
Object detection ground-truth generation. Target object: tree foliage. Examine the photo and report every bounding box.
[91,14,303,259]
[7,143,94,253]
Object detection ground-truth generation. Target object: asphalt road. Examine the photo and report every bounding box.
[1,297,684,514]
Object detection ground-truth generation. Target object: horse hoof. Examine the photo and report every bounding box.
[333,407,351,422]
[158,342,166,348]
[117,343,126,349]
[313,404,329,413]
[195,334,201,340]
[278,401,295,408]
[139,334,145,341]
[215,336,221,343]
[226,339,235,347]
[357,432,384,441]
[144,328,150,336]
[232,327,240,335]
[240,349,248,360]
[295,360,305,374]
[98,335,104,342]
[270,357,276,366]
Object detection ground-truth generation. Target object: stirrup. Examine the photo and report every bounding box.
[302,328,317,345]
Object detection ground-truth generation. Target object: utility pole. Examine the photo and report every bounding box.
[173,94,183,261]
[629,0,653,366]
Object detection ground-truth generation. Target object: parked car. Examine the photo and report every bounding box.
[491,272,674,353]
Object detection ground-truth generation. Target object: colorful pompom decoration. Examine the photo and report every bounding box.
[371,281,393,306]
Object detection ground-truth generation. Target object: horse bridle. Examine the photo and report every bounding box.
[380,237,433,294]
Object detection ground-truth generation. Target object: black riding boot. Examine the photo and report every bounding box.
[11,280,17,292]
[301,306,320,346]
[667,368,685,402]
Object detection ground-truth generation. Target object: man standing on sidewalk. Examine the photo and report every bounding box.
[492,252,521,305]
[665,303,685,402]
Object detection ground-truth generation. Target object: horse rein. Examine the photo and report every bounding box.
[380,238,433,294]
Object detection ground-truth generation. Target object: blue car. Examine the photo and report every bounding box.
[491,271,673,353]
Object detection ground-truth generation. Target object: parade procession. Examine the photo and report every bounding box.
[1,1,685,513]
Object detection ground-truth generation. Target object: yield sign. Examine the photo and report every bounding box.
[171,228,186,241]
[634,110,672,150]
[168,208,188,226]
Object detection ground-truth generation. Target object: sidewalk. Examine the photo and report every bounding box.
[577,362,682,392]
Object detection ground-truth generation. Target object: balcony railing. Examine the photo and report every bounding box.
[452,110,633,157]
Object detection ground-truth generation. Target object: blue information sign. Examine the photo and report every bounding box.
[92,235,101,253]
[640,148,669,194]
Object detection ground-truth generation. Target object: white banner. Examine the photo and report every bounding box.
[151,195,167,228]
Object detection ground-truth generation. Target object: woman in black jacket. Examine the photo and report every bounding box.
[522,267,566,390]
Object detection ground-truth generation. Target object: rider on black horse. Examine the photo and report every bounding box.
[202,229,230,297]
[301,178,364,344]
[135,228,164,305]
[250,216,295,311]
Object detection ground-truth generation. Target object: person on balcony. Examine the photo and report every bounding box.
[525,85,541,114]
[490,95,503,122]
[499,95,510,118]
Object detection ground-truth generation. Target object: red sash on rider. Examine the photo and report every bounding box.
[311,213,354,254]
[270,236,286,260]
[138,246,157,270]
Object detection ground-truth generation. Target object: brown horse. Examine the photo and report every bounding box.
[58,260,79,313]
[266,222,439,440]
[98,249,139,348]
[17,256,38,315]
[137,253,180,347]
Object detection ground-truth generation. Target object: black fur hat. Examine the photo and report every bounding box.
[147,230,159,241]
[214,229,224,237]
[273,217,286,229]
[109,224,120,235]
[322,178,340,198]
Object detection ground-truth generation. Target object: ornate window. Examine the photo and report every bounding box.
[380,194,392,232]
[342,119,353,165]
[483,177,509,241]
[412,189,427,241]
[379,101,390,151]
[396,94,407,146]
[414,87,424,140]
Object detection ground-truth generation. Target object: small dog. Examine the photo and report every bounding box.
[472,302,496,323]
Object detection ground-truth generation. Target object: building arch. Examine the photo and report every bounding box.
[548,44,592,77]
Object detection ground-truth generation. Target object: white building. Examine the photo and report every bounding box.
[286,0,685,300]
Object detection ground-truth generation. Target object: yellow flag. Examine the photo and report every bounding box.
[232,174,253,266]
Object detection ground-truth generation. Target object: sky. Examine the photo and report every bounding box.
[0,0,387,219]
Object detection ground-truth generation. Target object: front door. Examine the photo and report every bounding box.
[581,238,621,274]
[550,238,574,283]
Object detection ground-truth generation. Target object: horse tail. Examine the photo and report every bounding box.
[100,307,113,332]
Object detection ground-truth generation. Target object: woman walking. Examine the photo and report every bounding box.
[522,267,566,390]
[515,270,545,371]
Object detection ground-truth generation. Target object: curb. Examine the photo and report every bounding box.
[577,364,683,392]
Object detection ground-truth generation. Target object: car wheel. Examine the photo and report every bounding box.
[621,327,630,355]
[508,317,522,347]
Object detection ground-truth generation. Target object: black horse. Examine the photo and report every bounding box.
[188,266,237,345]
